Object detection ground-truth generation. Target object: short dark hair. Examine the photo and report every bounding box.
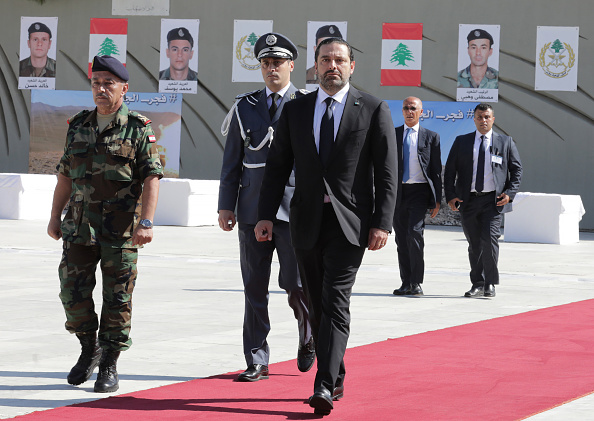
[314,37,354,63]
[474,103,494,114]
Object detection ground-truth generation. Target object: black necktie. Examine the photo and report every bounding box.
[475,135,486,192]
[269,93,280,119]
[319,97,334,167]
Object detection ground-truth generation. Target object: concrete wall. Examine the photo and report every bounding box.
[1,0,592,228]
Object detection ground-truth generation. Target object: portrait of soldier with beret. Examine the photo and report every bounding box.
[159,26,197,81]
[19,18,57,79]
[457,26,499,91]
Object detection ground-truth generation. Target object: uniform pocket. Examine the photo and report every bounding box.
[102,201,136,240]
[105,143,135,181]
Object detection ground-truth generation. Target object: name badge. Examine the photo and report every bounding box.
[492,155,503,165]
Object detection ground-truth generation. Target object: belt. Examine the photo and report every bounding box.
[470,191,494,197]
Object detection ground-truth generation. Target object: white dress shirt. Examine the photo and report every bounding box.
[472,129,495,193]
[402,123,427,184]
[266,83,290,109]
[313,83,350,152]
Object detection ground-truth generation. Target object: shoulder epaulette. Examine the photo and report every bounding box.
[235,89,261,105]
[298,88,310,95]
[128,110,152,126]
[67,109,91,125]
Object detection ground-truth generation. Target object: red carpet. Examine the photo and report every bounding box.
[15,300,594,420]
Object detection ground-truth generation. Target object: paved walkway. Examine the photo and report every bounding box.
[1,219,593,419]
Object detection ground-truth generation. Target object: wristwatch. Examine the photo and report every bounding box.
[139,219,153,229]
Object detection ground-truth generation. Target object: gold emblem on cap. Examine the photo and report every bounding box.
[266,34,277,46]
[474,30,481,37]
[35,23,40,30]
[329,26,335,35]
[178,29,184,37]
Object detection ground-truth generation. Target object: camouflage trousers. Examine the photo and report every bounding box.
[58,241,138,351]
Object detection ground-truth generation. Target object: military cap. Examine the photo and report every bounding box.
[28,22,52,38]
[91,55,129,82]
[315,25,343,43]
[255,33,298,61]
[167,27,194,48]
[467,29,494,46]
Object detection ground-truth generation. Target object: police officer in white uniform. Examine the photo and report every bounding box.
[218,33,314,382]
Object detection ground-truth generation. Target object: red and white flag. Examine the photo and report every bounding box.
[88,18,128,78]
[381,23,422,86]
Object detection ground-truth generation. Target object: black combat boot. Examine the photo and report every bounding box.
[94,350,120,393]
[67,332,102,385]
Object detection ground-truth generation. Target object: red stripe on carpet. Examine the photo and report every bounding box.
[16,300,594,420]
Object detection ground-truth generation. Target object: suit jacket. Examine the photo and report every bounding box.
[218,83,301,224]
[444,130,522,214]
[396,125,442,208]
[258,86,398,249]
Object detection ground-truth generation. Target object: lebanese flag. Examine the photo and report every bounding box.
[381,23,422,86]
[88,18,128,78]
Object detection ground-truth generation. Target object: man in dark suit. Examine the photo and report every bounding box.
[444,103,522,298]
[256,38,397,416]
[393,97,442,296]
[218,33,313,382]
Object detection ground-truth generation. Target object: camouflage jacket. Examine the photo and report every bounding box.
[457,65,499,89]
[57,103,164,248]
[19,56,56,78]
[159,67,198,81]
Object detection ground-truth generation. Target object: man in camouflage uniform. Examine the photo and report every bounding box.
[47,55,163,393]
[218,33,314,382]
[457,29,499,90]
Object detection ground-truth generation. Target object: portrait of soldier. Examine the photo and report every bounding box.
[19,21,56,78]
[305,24,343,85]
[159,27,197,81]
[457,28,499,90]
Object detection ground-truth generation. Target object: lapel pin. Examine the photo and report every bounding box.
[354,100,360,106]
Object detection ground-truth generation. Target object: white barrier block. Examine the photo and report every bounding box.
[154,178,219,226]
[504,192,585,244]
[0,173,57,220]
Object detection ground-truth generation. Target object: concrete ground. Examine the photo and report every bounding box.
[1,219,593,419]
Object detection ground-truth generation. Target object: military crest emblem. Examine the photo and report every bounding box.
[236,32,261,71]
[539,38,576,79]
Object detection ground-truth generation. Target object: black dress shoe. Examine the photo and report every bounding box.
[307,384,344,404]
[309,388,333,415]
[297,337,316,372]
[237,364,269,382]
[332,384,344,401]
[464,285,484,297]
[409,283,424,296]
[393,284,411,295]
[483,284,496,297]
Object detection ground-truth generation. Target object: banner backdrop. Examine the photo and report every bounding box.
[29,90,182,177]
[18,16,58,90]
[232,20,273,82]
[535,26,579,92]
[381,23,422,87]
[88,18,128,78]
[456,24,500,102]
[386,100,479,163]
[306,21,348,91]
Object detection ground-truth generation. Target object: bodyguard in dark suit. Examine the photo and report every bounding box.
[444,103,522,298]
[218,33,313,382]
[256,38,397,415]
[393,97,442,296]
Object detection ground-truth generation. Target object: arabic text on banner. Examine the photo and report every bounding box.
[386,100,479,163]
[88,18,128,78]
[231,20,273,83]
[535,26,579,92]
[380,23,422,87]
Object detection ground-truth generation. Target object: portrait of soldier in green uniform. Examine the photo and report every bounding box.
[457,28,499,90]
[19,21,56,78]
